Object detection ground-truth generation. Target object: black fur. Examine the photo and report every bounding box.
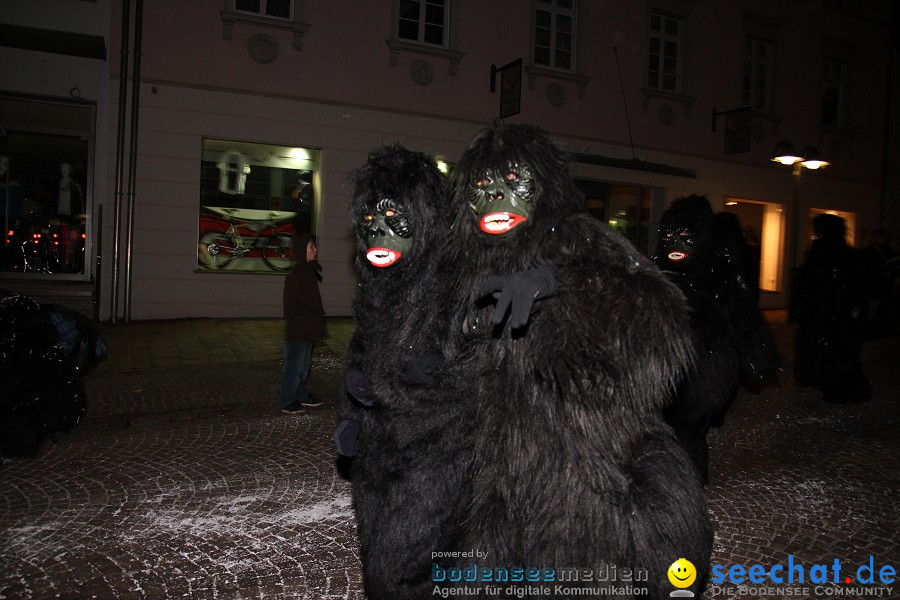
[343,144,473,599]
[654,195,780,483]
[443,123,712,598]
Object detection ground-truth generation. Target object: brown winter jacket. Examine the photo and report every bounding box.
[283,244,326,342]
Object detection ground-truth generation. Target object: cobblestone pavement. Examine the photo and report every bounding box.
[1,314,898,599]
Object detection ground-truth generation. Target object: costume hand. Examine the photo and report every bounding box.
[334,419,361,457]
[405,352,442,385]
[475,267,557,329]
[345,368,372,406]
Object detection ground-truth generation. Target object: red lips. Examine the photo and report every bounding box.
[479,212,527,235]
[366,247,402,268]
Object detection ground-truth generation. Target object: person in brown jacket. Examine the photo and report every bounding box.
[281,233,326,413]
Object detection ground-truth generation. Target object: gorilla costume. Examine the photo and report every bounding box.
[653,195,779,483]
[340,144,473,599]
[442,123,712,598]
[793,213,871,403]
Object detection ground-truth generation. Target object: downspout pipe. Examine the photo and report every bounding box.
[124,0,143,323]
[110,0,130,323]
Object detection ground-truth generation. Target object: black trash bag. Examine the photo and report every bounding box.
[42,304,108,376]
[0,295,89,457]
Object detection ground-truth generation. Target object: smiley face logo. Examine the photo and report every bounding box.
[668,558,697,589]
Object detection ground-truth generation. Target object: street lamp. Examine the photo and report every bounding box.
[770,140,831,316]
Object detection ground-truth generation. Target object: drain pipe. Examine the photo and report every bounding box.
[109,0,131,323]
[123,0,143,323]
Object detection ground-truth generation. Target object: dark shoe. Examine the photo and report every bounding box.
[281,401,306,414]
[300,393,324,408]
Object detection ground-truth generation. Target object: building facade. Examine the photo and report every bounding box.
[0,0,893,320]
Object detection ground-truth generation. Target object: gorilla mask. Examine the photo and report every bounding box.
[359,197,412,268]
[660,225,696,263]
[655,195,716,273]
[468,161,535,236]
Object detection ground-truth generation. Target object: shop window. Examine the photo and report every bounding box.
[0,97,93,276]
[575,179,651,254]
[197,138,320,274]
[723,198,785,292]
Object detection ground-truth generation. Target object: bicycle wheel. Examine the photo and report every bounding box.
[261,232,294,271]
[198,230,235,269]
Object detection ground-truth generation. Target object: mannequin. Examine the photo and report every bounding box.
[1,156,23,234]
[57,162,85,218]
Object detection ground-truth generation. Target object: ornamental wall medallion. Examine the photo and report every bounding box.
[546,83,565,107]
[248,33,279,64]
[410,60,435,85]
[658,103,675,126]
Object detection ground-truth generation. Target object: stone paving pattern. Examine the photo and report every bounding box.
[1,313,898,599]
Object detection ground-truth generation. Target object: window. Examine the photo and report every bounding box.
[742,35,774,112]
[398,0,448,47]
[0,96,93,277]
[221,0,309,50]
[234,0,292,19]
[534,0,576,71]
[647,10,683,92]
[722,199,785,293]
[822,57,849,128]
[197,139,320,274]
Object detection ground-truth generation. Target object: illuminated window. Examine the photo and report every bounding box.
[722,199,785,292]
[197,139,320,273]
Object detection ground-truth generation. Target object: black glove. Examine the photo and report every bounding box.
[475,267,558,329]
[345,368,372,406]
[405,352,442,385]
[334,419,361,457]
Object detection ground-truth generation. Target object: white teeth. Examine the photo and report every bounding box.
[367,249,397,265]
[668,252,686,261]
[483,215,512,231]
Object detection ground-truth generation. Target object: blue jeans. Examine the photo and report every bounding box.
[282,341,313,407]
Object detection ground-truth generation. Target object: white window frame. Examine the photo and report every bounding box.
[220,0,309,50]
[742,34,774,112]
[234,0,293,20]
[822,57,850,128]
[396,0,450,48]
[532,0,577,72]
[647,9,683,93]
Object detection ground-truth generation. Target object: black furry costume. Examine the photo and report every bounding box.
[340,145,473,599]
[793,213,871,403]
[442,123,712,598]
[653,196,779,483]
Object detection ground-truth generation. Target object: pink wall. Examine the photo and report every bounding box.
[109,0,890,185]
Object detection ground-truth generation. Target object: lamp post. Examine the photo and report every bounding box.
[770,140,830,316]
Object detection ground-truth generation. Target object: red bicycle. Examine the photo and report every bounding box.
[197,208,294,271]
